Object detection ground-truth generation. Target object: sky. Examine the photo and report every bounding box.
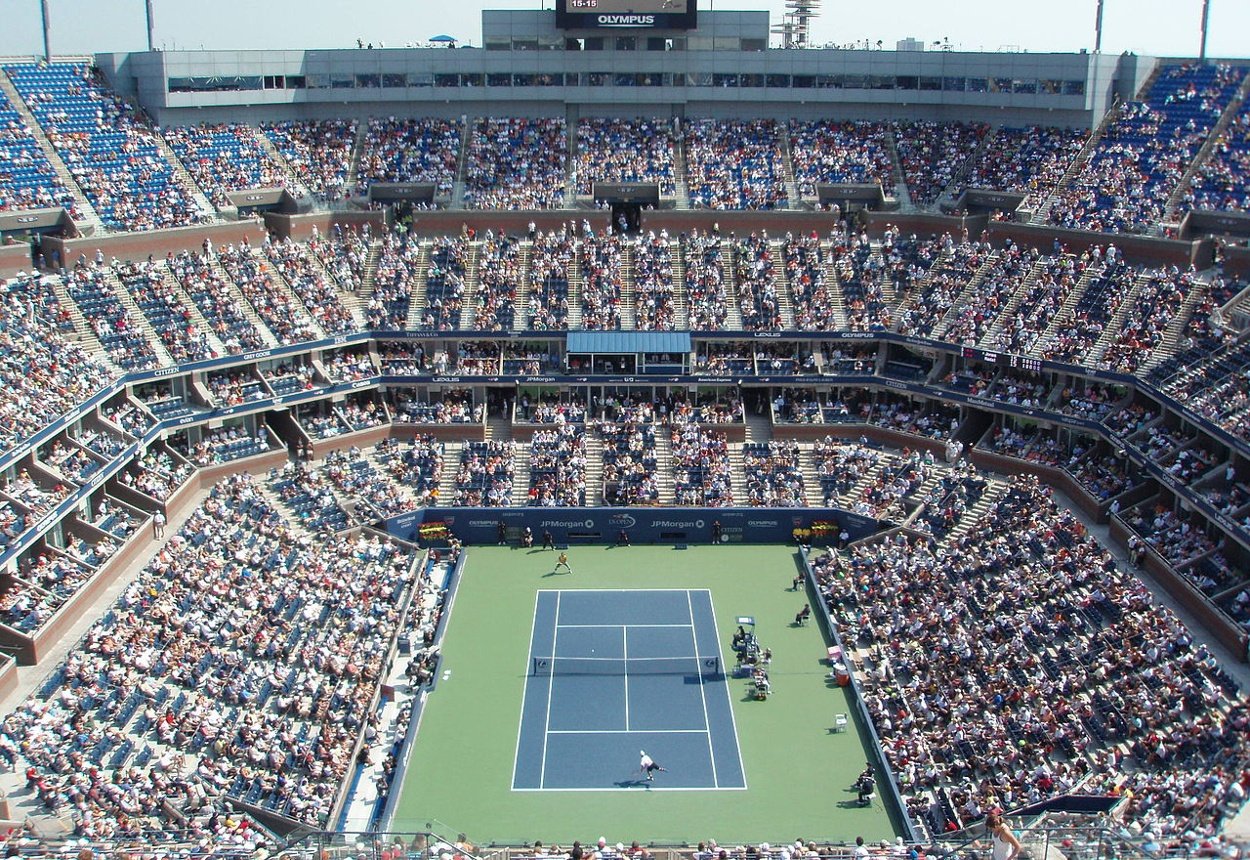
[0,0,1246,57]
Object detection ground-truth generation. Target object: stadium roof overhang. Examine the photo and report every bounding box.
[566,331,692,355]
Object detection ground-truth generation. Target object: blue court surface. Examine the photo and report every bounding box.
[512,588,746,791]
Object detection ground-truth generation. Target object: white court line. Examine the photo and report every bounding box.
[538,591,562,790]
[546,728,711,734]
[705,590,748,790]
[687,589,719,789]
[556,623,692,628]
[509,588,543,791]
[512,786,749,793]
[621,624,630,732]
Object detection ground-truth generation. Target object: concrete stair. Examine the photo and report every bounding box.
[512,241,533,333]
[1164,70,1250,223]
[1086,268,1152,366]
[253,128,314,202]
[566,249,584,329]
[457,241,482,331]
[822,240,852,330]
[619,243,637,330]
[436,440,464,503]
[405,239,433,329]
[583,434,605,505]
[770,239,796,327]
[0,68,106,234]
[669,246,690,329]
[205,253,283,348]
[672,131,691,209]
[153,264,230,357]
[1034,262,1101,357]
[1138,277,1213,374]
[728,443,748,503]
[344,120,370,198]
[979,255,1055,348]
[883,130,913,210]
[776,124,801,208]
[510,446,532,506]
[653,431,676,504]
[151,133,218,220]
[744,410,772,445]
[946,479,1009,543]
[99,267,174,366]
[452,119,473,209]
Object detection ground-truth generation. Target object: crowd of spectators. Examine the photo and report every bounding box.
[1181,108,1250,213]
[261,119,357,202]
[1047,63,1245,233]
[322,446,417,519]
[633,230,677,331]
[788,120,895,198]
[685,119,787,210]
[421,236,468,330]
[464,118,567,209]
[366,230,421,330]
[814,473,1250,844]
[939,242,1038,346]
[262,236,357,335]
[1040,253,1136,365]
[1,473,417,837]
[116,448,193,502]
[311,223,371,294]
[376,436,443,506]
[217,239,321,344]
[529,229,574,330]
[956,125,1088,208]
[64,262,160,371]
[895,236,988,338]
[166,249,268,353]
[0,273,116,461]
[683,230,730,330]
[6,63,205,231]
[598,412,660,506]
[453,441,516,506]
[113,259,216,363]
[1099,266,1195,373]
[783,231,836,331]
[579,234,624,330]
[391,391,481,424]
[0,86,78,215]
[670,425,733,506]
[989,252,1082,356]
[742,440,806,507]
[576,118,676,197]
[734,233,783,331]
[893,121,988,206]
[163,123,292,208]
[528,424,587,506]
[175,425,271,466]
[356,118,461,197]
[474,231,521,331]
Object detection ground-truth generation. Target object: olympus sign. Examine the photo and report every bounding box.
[598,13,655,25]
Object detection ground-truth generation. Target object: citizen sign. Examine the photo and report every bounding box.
[598,13,655,25]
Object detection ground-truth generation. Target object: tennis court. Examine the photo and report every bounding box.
[513,588,745,790]
[393,545,899,844]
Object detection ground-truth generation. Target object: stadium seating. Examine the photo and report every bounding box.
[0,87,77,215]
[5,63,204,231]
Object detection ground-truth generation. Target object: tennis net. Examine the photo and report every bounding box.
[530,655,720,677]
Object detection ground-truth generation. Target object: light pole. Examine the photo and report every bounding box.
[146,0,157,52]
[1199,0,1211,62]
[40,0,52,61]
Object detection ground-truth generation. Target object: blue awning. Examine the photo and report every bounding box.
[566,331,692,355]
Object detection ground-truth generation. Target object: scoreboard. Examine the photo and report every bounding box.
[556,0,697,29]
[962,347,1042,372]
